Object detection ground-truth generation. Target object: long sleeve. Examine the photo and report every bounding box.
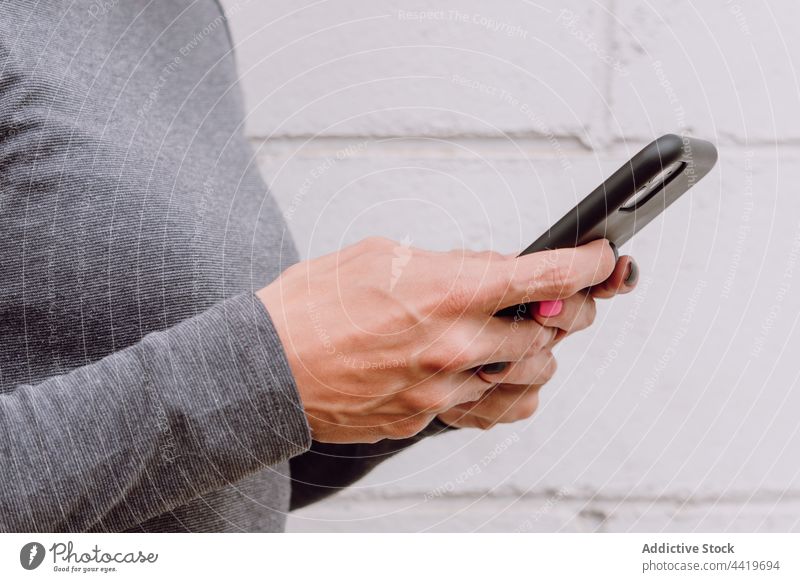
[0,293,312,532]
[289,419,455,510]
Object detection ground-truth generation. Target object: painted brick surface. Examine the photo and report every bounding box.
[227,0,610,142]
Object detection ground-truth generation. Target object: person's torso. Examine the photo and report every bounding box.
[0,0,296,532]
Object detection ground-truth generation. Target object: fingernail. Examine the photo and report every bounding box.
[537,300,563,317]
[480,362,508,374]
[624,259,639,286]
[608,240,619,262]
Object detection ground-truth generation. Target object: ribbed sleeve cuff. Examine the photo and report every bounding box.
[140,291,313,477]
[211,292,313,460]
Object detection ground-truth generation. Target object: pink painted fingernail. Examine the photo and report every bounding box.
[537,300,563,317]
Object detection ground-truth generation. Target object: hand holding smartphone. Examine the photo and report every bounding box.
[498,134,718,319]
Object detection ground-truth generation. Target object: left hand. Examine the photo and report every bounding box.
[436,255,639,429]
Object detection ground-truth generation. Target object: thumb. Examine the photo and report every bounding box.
[484,239,617,312]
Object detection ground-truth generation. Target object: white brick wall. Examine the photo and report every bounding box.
[223,0,800,531]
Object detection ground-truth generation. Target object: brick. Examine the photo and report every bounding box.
[287,496,800,532]
[224,0,610,140]
[609,2,800,142]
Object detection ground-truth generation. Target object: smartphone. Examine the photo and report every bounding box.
[499,133,718,318]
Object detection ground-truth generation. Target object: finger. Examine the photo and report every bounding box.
[419,318,554,374]
[477,350,557,385]
[477,239,617,313]
[590,256,639,299]
[444,371,505,408]
[466,317,556,368]
[397,371,497,414]
[533,291,596,333]
[446,384,542,428]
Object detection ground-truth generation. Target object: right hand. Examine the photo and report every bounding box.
[257,237,616,443]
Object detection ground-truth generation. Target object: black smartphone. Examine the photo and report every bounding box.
[499,133,718,318]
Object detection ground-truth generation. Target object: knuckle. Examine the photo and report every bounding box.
[361,236,395,252]
[511,326,551,360]
[583,299,597,327]
[516,393,540,420]
[475,416,497,431]
[424,336,475,372]
[460,384,489,405]
[480,250,508,265]
[540,352,558,382]
[444,350,474,372]
[529,326,554,353]
[386,416,429,439]
[404,389,444,413]
[421,349,448,372]
[542,262,576,297]
[503,269,526,301]
[383,423,406,439]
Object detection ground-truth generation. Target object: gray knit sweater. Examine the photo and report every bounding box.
[0,0,446,532]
